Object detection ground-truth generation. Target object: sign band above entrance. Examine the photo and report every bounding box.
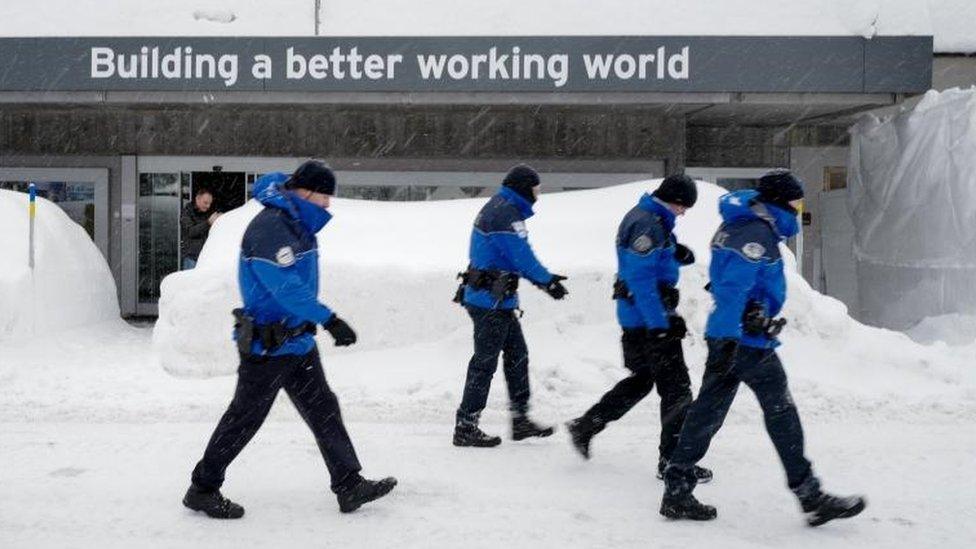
[0,36,932,93]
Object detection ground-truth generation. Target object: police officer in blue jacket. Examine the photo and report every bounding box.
[567,175,710,482]
[183,160,396,518]
[660,170,865,526]
[452,165,568,447]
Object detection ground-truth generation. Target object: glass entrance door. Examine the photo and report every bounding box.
[135,169,252,314]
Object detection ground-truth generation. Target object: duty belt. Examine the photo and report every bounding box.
[232,308,317,354]
[453,266,520,304]
[612,277,680,310]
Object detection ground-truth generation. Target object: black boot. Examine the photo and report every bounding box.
[512,415,554,441]
[566,416,604,459]
[657,458,713,484]
[453,422,502,447]
[660,493,718,521]
[337,476,398,513]
[793,475,866,526]
[802,493,866,527]
[182,485,244,519]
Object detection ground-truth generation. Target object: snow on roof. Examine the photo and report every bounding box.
[1,1,969,53]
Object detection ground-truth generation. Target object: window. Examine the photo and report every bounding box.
[0,180,97,240]
[824,166,847,191]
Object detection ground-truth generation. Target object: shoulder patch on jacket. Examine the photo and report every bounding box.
[742,242,766,260]
[632,234,653,253]
[275,246,296,266]
[511,220,528,238]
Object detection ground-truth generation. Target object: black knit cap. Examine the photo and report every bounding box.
[652,174,698,207]
[756,169,804,212]
[287,159,337,196]
[502,164,541,203]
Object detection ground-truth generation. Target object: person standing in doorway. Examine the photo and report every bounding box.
[183,160,396,519]
[452,164,568,448]
[180,187,221,269]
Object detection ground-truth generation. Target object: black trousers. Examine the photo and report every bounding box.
[665,339,815,495]
[191,348,362,494]
[456,305,531,425]
[581,328,693,461]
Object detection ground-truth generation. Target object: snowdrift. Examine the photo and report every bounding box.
[0,189,119,339]
[156,179,948,402]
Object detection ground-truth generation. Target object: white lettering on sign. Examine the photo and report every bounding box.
[286,47,403,80]
[88,43,691,89]
[583,46,689,80]
[417,46,570,87]
[89,46,240,86]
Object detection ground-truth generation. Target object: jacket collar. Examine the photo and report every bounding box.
[252,171,333,234]
[498,186,535,219]
[638,193,676,233]
[719,189,798,240]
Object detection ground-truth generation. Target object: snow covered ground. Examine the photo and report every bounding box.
[2,181,974,547]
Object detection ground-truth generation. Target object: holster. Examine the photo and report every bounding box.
[232,308,255,355]
[453,266,519,304]
[232,308,316,354]
[612,278,679,310]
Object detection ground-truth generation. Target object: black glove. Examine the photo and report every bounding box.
[742,306,787,338]
[674,243,695,266]
[543,274,568,300]
[323,315,357,347]
[659,284,680,310]
[667,315,688,340]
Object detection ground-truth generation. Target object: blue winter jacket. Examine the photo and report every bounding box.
[236,172,335,356]
[615,194,683,330]
[704,189,800,349]
[462,186,553,310]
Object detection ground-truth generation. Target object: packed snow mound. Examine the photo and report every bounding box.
[156,179,948,390]
[0,190,119,340]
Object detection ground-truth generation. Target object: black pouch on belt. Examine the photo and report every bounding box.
[232,308,255,355]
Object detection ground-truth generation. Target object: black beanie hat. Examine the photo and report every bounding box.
[287,159,337,196]
[756,169,804,212]
[652,174,698,207]
[502,164,541,203]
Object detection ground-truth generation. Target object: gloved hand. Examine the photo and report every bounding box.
[323,315,357,347]
[674,243,695,266]
[543,274,569,300]
[742,307,787,338]
[667,315,688,340]
[659,285,680,310]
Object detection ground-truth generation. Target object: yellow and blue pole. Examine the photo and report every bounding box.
[28,182,36,269]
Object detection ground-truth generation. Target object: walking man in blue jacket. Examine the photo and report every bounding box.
[567,175,711,483]
[452,165,569,447]
[183,160,396,519]
[660,170,865,526]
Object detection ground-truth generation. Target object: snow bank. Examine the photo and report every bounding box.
[848,87,976,329]
[153,176,971,416]
[0,190,119,339]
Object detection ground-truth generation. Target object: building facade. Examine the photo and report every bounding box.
[0,34,937,316]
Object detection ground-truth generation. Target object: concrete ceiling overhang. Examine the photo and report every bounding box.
[0,90,904,126]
